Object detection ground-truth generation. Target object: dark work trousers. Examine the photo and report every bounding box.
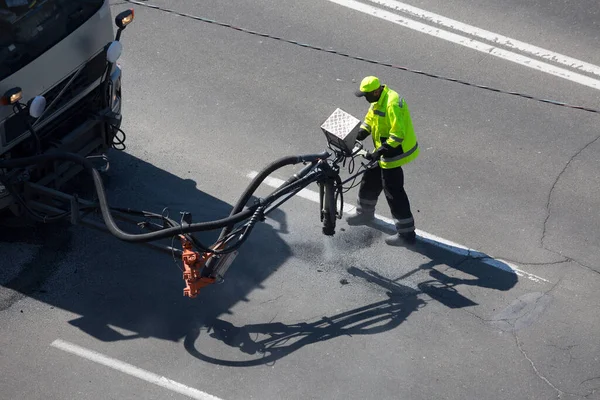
[356,165,415,234]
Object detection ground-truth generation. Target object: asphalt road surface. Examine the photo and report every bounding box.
[2,0,600,399]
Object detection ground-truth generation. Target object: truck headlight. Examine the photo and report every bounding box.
[1,87,22,106]
[115,9,134,29]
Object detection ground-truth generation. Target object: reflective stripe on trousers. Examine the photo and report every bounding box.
[394,216,415,233]
[357,196,377,213]
[355,164,416,234]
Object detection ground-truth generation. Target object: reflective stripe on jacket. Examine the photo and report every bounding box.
[360,85,419,169]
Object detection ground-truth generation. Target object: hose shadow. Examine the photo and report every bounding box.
[184,268,425,367]
[0,149,292,342]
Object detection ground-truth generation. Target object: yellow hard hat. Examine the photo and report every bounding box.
[355,76,380,97]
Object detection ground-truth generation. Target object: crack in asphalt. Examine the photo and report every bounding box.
[545,248,600,277]
[483,277,597,399]
[488,141,600,273]
[581,377,600,386]
[541,133,600,261]
[460,278,587,398]
[514,332,573,399]
[510,279,581,398]
[585,389,599,399]
[259,294,284,305]
[463,300,571,397]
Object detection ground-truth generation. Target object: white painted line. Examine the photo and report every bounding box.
[51,339,224,400]
[247,171,550,284]
[325,0,600,91]
[366,0,600,78]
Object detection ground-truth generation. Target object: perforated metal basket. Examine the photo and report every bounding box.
[320,108,362,155]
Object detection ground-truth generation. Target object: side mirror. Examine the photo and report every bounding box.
[29,96,46,118]
[115,9,134,41]
[106,41,123,63]
[1,87,22,106]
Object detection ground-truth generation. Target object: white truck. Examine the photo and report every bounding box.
[0,0,134,223]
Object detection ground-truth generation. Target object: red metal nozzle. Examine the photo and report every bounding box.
[179,235,216,298]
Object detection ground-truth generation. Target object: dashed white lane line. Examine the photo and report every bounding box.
[247,171,550,284]
[325,0,600,91]
[365,0,600,78]
[51,339,224,400]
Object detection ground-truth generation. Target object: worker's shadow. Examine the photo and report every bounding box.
[184,269,426,367]
[0,149,293,343]
[364,221,518,309]
[181,218,519,365]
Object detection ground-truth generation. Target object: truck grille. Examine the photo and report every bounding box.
[3,49,107,146]
[37,84,104,141]
[41,49,107,116]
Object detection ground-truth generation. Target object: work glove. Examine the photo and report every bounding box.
[356,129,370,141]
[365,149,382,161]
[365,144,391,161]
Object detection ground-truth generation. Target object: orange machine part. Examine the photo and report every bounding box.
[179,235,216,298]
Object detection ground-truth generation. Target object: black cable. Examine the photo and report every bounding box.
[178,207,264,259]
[347,155,356,175]
[13,102,42,155]
[109,205,232,256]
[0,151,330,243]
[93,164,254,242]
[205,165,326,256]
[0,152,255,242]
[111,127,127,150]
[171,235,183,272]
[263,184,306,217]
[217,151,329,241]
[341,154,370,193]
[203,154,329,275]
[213,205,266,254]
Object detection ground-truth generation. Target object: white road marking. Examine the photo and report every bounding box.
[365,0,600,78]
[247,171,550,284]
[51,339,225,400]
[325,0,600,91]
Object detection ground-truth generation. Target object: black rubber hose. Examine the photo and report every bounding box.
[0,150,331,244]
[264,161,318,201]
[216,151,330,241]
[0,152,255,242]
[94,169,259,241]
[203,151,329,277]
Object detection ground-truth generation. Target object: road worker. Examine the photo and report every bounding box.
[347,76,419,246]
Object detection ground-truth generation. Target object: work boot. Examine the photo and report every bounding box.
[385,232,417,247]
[345,211,375,226]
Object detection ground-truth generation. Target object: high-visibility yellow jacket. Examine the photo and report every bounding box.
[360,85,419,169]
